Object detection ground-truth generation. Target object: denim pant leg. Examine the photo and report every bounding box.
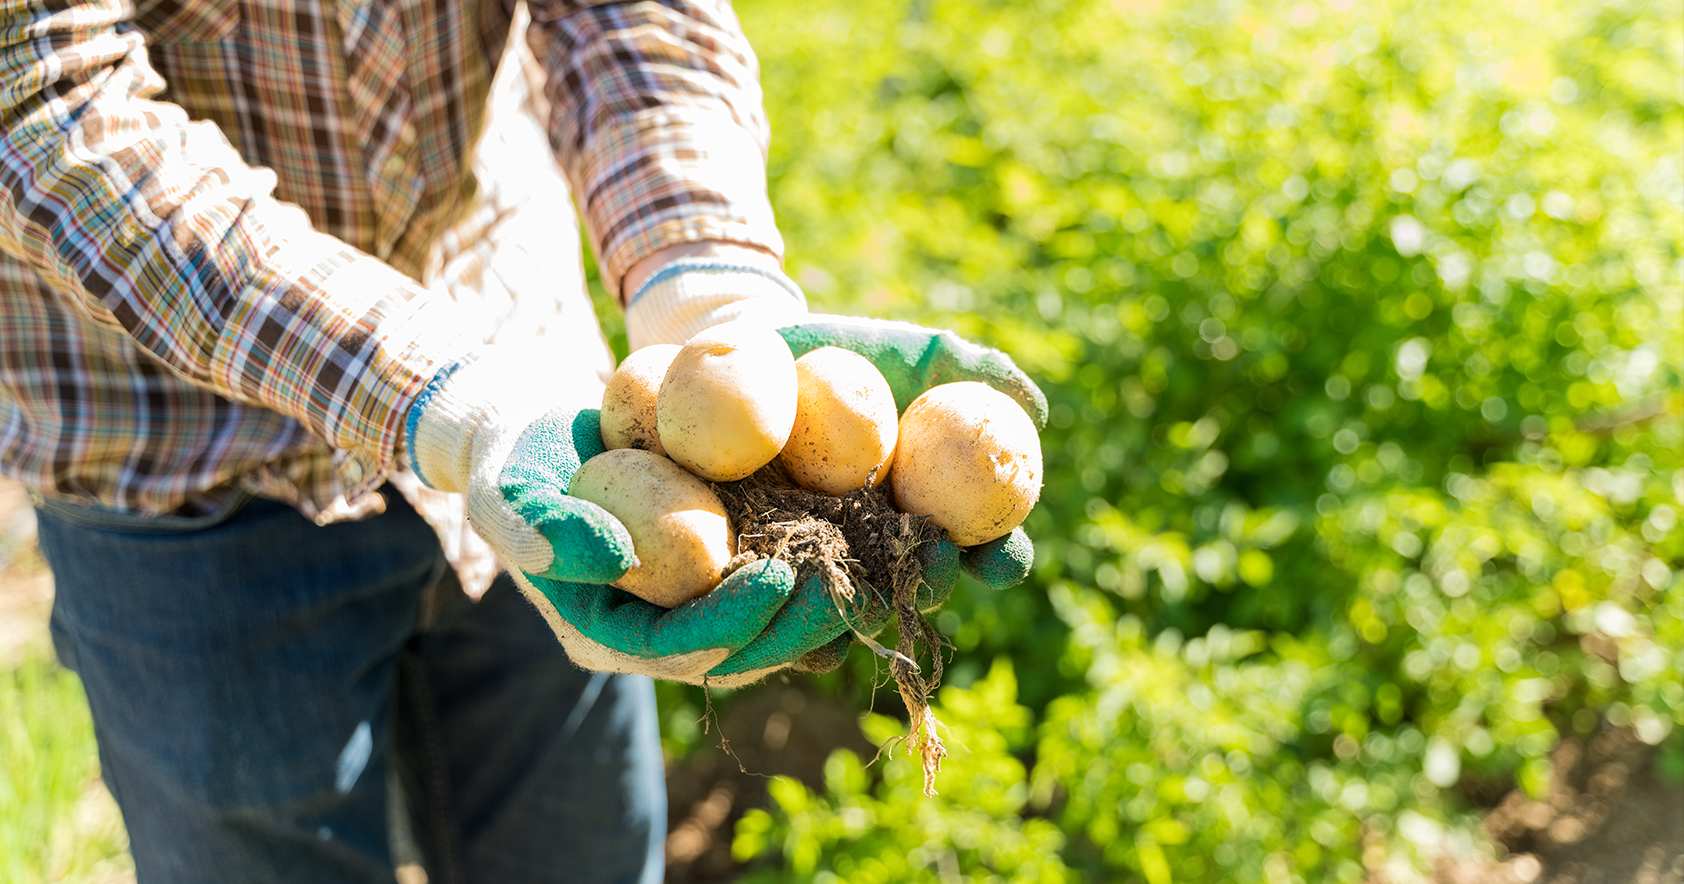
[409,574,666,883]
[36,489,665,884]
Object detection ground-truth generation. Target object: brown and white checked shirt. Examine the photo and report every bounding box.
[0,0,783,579]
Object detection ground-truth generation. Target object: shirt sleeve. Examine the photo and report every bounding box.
[524,0,785,301]
[0,0,472,498]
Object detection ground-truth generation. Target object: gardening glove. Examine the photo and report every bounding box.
[624,256,808,352]
[523,561,857,688]
[403,350,846,685]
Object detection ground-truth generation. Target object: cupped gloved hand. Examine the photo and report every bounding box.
[627,260,1047,586]
[529,553,895,686]
[619,257,1052,676]
[403,350,852,685]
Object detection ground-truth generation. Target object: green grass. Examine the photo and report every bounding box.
[0,653,132,884]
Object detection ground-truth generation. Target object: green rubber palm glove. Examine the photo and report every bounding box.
[405,351,847,684]
[778,315,1048,425]
[527,560,864,687]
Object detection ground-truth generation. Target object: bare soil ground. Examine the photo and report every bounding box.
[662,679,877,883]
[1439,727,1684,884]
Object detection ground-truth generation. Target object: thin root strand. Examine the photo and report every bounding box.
[714,461,953,796]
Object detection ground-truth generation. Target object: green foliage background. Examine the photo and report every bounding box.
[697,0,1684,880]
[0,0,1675,880]
[1,654,131,881]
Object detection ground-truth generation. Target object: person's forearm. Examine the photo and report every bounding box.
[0,0,468,490]
[525,0,785,301]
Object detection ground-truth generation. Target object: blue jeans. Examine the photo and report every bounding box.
[35,487,665,883]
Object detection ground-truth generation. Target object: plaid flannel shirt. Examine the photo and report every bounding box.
[0,0,782,541]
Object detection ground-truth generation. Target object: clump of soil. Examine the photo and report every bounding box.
[711,460,952,795]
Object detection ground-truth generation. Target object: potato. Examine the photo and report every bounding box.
[568,448,736,607]
[891,382,1042,546]
[778,346,898,495]
[658,322,798,482]
[600,344,681,456]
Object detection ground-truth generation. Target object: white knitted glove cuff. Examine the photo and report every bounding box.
[406,350,591,576]
[624,258,807,350]
[406,351,557,495]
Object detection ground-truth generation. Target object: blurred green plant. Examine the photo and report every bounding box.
[0,654,131,883]
[733,660,1074,883]
[710,0,1684,878]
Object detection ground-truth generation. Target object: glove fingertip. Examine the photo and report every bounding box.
[571,409,608,461]
[795,632,855,674]
[915,539,961,612]
[1016,379,1050,430]
[677,559,796,631]
[962,528,1035,590]
[534,496,638,584]
[975,350,1048,430]
[719,557,796,595]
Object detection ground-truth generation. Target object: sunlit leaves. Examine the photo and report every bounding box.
[729,0,1683,878]
[732,661,1072,883]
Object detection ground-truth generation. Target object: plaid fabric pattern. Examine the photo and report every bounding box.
[0,0,780,522]
[339,0,422,260]
[529,0,783,297]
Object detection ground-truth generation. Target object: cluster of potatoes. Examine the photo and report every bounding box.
[570,322,1042,608]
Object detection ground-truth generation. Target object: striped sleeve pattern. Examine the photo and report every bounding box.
[0,0,473,509]
[526,0,784,300]
[0,0,778,520]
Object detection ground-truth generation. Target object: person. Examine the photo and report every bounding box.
[0,0,1045,879]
